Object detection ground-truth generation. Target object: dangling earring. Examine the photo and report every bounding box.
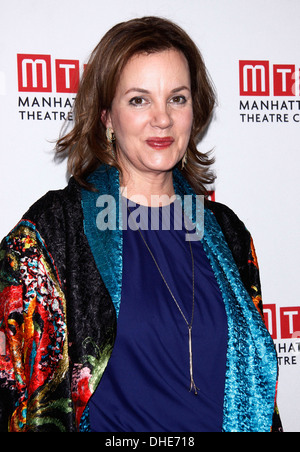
[181,151,188,170]
[106,127,116,156]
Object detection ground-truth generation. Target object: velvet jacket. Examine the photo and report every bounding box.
[0,166,282,432]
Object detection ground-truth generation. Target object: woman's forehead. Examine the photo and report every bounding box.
[116,49,191,94]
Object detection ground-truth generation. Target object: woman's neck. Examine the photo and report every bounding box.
[120,166,176,207]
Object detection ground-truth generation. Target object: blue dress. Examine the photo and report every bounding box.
[89,199,228,432]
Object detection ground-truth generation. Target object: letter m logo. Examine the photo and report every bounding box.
[239,60,270,96]
[17,54,52,92]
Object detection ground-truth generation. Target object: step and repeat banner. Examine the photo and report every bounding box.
[1,0,299,432]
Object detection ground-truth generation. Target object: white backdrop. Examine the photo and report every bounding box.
[1,0,299,432]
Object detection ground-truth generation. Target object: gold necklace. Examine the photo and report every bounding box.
[127,204,199,395]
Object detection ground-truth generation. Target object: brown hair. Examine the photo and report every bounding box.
[55,16,216,194]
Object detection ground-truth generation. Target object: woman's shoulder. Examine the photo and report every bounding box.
[205,199,251,270]
[205,199,263,311]
[1,178,83,286]
[22,177,81,227]
[205,199,250,243]
[2,177,81,258]
[21,177,82,253]
[205,199,248,233]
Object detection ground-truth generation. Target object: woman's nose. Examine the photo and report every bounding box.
[150,103,173,129]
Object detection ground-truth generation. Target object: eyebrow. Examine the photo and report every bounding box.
[124,85,191,95]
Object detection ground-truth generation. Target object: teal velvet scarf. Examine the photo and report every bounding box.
[81,164,278,432]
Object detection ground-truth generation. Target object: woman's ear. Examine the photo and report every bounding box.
[101,109,112,129]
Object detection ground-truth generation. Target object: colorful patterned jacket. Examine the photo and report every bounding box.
[0,167,282,432]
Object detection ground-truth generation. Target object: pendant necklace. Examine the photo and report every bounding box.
[127,204,199,395]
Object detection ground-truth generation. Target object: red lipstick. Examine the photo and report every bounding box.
[146,137,174,150]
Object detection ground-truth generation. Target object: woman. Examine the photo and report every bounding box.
[0,17,282,432]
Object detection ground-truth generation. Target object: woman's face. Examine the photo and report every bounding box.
[105,49,194,180]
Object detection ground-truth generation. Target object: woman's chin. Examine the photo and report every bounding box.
[141,157,180,173]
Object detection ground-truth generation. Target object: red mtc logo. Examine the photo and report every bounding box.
[239,60,300,97]
[264,304,300,340]
[17,54,80,93]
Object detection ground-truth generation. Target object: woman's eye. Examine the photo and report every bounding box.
[129,97,148,106]
[170,95,187,104]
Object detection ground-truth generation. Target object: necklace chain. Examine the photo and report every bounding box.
[127,204,199,394]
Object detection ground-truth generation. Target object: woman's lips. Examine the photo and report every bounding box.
[146,137,174,149]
